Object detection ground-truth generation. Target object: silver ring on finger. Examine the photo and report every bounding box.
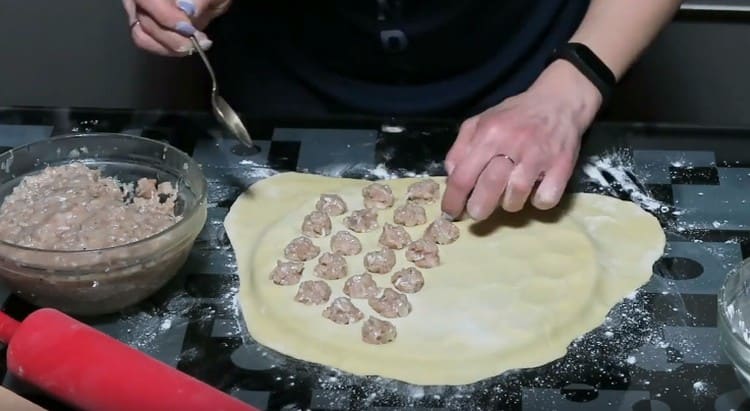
[130,20,141,31]
[492,153,517,166]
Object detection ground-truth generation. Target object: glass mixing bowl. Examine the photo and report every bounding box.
[719,257,750,394]
[0,133,207,315]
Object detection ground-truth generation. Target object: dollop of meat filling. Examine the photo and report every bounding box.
[362,183,394,209]
[393,203,427,227]
[378,223,412,250]
[322,297,364,325]
[405,239,440,268]
[269,260,304,286]
[344,208,379,233]
[315,194,348,216]
[301,210,332,238]
[343,273,380,299]
[364,247,396,274]
[314,252,348,280]
[330,230,362,256]
[284,236,321,262]
[391,267,424,293]
[406,179,440,204]
[362,316,397,345]
[368,288,412,318]
[294,280,332,305]
[423,218,460,245]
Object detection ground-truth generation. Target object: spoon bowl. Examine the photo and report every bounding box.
[191,36,253,147]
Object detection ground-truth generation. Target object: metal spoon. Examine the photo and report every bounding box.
[190,36,253,147]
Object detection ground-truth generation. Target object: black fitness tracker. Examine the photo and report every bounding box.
[550,42,616,105]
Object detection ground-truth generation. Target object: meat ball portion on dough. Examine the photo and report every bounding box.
[406,179,440,204]
[322,297,364,325]
[423,218,460,245]
[301,210,332,238]
[362,316,397,345]
[344,208,379,233]
[391,267,424,293]
[364,247,397,274]
[393,203,427,227]
[330,230,362,256]
[405,239,440,268]
[343,273,380,299]
[284,237,321,262]
[315,194,348,216]
[314,252,348,280]
[294,280,332,305]
[269,260,304,286]
[379,223,412,250]
[362,183,394,209]
[368,288,412,318]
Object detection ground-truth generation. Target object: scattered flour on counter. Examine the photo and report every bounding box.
[306,161,444,180]
[236,159,278,178]
[581,153,670,214]
[119,291,194,352]
[693,381,708,394]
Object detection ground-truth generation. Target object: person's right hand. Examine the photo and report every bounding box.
[122,0,232,57]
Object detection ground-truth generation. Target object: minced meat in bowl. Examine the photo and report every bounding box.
[0,133,207,315]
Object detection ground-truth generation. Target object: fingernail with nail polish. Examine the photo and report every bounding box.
[194,32,213,50]
[198,38,213,50]
[177,44,193,54]
[175,21,196,36]
[176,0,196,16]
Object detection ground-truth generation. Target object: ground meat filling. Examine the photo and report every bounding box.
[378,223,412,250]
[391,267,425,293]
[344,208,379,233]
[322,297,365,325]
[362,316,397,345]
[284,236,321,262]
[314,252,348,280]
[330,230,363,256]
[343,273,380,299]
[362,183,394,209]
[315,194,348,216]
[405,239,440,268]
[423,218,460,245]
[269,260,305,285]
[364,247,397,274]
[368,288,412,318]
[294,280,332,305]
[0,162,180,251]
[406,179,440,204]
[393,203,427,227]
[301,210,332,238]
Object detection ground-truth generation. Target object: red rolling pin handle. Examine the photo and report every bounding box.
[0,309,258,411]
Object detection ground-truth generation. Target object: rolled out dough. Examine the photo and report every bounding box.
[225,172,665,385]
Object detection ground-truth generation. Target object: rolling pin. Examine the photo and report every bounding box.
[0,308,257,411]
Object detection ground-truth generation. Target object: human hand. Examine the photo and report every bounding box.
[122,0,232,57]
[441,60,603,220]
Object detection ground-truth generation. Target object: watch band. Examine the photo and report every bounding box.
[550,42,616,105]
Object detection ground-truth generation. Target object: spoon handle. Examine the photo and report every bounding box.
[190,36,218,94]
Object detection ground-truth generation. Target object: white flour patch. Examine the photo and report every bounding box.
[234,160,278,179]
[581,153,669,214]
[119,291,194,352]
[308,162,443,180]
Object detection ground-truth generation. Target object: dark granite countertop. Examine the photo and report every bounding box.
[0,106,749,411]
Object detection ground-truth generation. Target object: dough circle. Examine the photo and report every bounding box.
[225,173,665,386]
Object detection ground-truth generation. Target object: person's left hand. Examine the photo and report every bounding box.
[441,60,603,221]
